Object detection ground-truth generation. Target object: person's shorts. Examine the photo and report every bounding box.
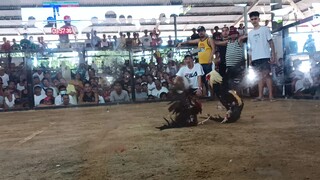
[201,64,212,75]
[252,58,271,72]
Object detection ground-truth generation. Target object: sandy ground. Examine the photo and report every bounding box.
[0,99,319,180]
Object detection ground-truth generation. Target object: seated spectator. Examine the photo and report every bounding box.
[150,79,169,98]
[55,85,76,105]
[33,76,41,87]
[0,67,9,88]
[38,88,55,107]
[38,96,54,107]
[69,72,84,95]
[166,60,178,76]
[135,83,148,101]
[34,85,46,107]
[7,81,19,95]
[146,74,155,93]
[43,71,52,82]
[79,82,99,104]
[3,88,16,109]
[19,80,29,107]
[17,79,27,91]
[60,78,77,103]
[159,92,168,100]
[92,85,105,104]
[39,88,55,107]
[33,68,44,81]
[141,82,148,94]
[42,78,58,97]
[61,94,72,106]
[102,84,112,102]
[162,81,169,89]
[110,81,130,103]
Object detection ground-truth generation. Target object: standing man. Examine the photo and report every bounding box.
[177,26,215,96]
[248,11,276,102]
[211,26,222,40]
[215,26,229,78]
[175,55,204,96]
[190,28,200,40]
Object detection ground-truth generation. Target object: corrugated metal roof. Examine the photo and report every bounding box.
[0,0,318,37]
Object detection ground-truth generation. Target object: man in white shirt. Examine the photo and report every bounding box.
[54,85,76,105]
[150,79,169,99]
[248,11,276,102]
[140,29,152,47]
[176,55,204,96]
[32,69,44,81]
[34,85,46,107]
[0,67,9,88]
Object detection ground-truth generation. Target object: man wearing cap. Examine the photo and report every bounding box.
[59,15,78,48]
[177,26,215,96]
[215,28,247,89]
[211,26,222,40]
[190,28,200,40]
[175,55,204,96]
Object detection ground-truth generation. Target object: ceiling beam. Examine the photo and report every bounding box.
[233,0,261,27]
[286,0,314,30]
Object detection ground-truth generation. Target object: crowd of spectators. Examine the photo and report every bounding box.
[0,55,183,110]
[1,24,319,110]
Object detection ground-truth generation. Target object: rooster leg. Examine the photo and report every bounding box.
[198,114,212,125]
[221,110,232,124]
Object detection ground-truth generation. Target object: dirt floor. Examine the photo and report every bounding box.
[0,99,319,180]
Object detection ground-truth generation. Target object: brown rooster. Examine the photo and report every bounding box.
[157,77,202,130]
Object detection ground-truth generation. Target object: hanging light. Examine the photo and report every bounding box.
[28,16,36,27]
[159,13,166,24]
[119,15,126,24]
[127,15,133,24]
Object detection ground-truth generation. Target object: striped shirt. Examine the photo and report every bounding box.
[226,40,243,67]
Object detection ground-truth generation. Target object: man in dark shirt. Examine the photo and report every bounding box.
[211,26,222,41]
[215,26,229,78]
[190,28,200,40]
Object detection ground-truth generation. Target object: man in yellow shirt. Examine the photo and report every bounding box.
[177,26,216,96]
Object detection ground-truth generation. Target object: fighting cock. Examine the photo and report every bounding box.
[157,77,202,130]
[205,70,244,123]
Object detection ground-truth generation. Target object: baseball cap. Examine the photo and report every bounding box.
[33,85,42,89]
[197,26,206,32]
[64,15,71,22]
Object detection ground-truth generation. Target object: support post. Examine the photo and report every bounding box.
[174,15,178,45]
